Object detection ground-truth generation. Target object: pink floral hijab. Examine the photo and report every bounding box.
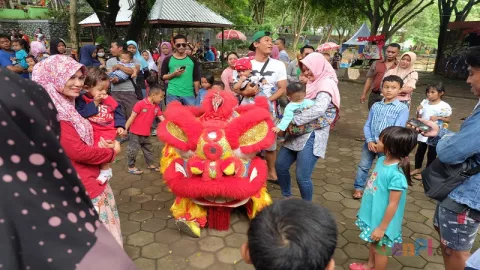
[32,55,93,146]
[300,52,341,110]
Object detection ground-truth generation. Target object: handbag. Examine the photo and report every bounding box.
[286,103,337,136]
[421,158,480,201]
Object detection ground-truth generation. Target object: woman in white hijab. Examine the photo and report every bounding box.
[142,50,159,74]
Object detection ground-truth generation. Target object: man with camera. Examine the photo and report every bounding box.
[233,30,288,183]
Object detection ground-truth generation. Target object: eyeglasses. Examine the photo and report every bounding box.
[175,43,187,48]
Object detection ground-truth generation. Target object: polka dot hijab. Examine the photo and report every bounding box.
[0,69,136,269]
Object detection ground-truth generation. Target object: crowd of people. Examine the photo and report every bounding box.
[1,26,480,270]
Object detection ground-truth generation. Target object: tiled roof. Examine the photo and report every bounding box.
[79,0,232,27]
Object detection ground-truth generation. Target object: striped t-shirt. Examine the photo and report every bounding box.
[364,99,410,143]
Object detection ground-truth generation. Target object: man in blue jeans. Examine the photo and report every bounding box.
[160,34,200,105]
[417,46,480,270]
[352,75,409,199]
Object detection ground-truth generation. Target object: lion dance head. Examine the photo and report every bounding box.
[157,90,274,234]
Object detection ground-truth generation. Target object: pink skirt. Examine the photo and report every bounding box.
[91,184,123,247]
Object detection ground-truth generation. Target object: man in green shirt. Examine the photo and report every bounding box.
[161,34,201,105]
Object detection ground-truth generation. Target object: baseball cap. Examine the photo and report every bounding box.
[249,31,271,51]
[234,57,252,71]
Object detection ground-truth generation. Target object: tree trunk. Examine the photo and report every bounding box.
[292,0,312,51]
[126,0,154,42]
[85,0,120,44]
[69,0,79,52]
[433,0,452,74]
[252,0,266,25]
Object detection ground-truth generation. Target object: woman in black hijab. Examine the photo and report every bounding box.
[49,38,67,55]
[0,68,136,269]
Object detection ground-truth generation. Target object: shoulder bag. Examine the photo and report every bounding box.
[422,158,480,201]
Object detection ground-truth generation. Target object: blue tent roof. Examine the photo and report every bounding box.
[343,23,371,46]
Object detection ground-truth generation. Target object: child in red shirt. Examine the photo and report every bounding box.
[125,84,165,174]
[76,67,126,183]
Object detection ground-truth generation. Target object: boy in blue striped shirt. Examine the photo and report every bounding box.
[352,75,410,199]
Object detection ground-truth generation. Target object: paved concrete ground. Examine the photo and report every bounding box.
[109,80,479,270]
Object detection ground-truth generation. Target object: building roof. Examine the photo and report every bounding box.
[79,0,233,28]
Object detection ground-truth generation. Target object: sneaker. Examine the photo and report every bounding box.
[151,129,157,136]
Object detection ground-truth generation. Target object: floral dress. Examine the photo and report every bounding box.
[355,156,408,247]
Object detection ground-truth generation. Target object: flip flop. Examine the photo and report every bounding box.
[349,263,375,270]
[147,166,160,172]
[355,137,366,141]
[128,168,144,175]
[352,190,363,199]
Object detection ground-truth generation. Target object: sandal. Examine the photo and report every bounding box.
[128,168,144,175]
[349,263,374,270]
[352,190,363,199]
[413,174,422,181]
[355,137,366,142]
[267,179,280,186]
[147,166,160,172]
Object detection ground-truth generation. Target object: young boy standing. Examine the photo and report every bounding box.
[125,85,166,175]
[352,75,409,199]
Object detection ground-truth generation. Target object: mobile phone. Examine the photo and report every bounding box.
[179,66,186,70]
[408,118,431,133]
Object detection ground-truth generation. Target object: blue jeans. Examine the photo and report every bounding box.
[141,88,147,99]
[166,94,196,106]
[276,133,318,201]
[353,143,383,190]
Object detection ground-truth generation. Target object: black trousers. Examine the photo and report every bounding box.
[415,142,437,169]
[368,91,383,110]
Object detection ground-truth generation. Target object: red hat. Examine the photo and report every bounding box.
[234,58,252,71]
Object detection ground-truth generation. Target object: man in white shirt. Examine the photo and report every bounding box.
[275,37,290,65]
[235,31,287,184]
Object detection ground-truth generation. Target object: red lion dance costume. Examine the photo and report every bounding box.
[157,90,275,237]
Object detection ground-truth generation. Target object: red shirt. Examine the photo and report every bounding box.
[82,95,118,142]
[60,121,116,199]
[366,59,398,93]
[130,98,163,136]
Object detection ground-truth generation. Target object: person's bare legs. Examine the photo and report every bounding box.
[373,244,388,270]
[435,226,471,270]
[367,243,376,268]
[265,150,277,180]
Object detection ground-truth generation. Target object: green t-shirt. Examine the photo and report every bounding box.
[167,56,195,97]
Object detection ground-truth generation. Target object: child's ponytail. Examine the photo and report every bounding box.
[379,126,417,186]
[399,156,413,186]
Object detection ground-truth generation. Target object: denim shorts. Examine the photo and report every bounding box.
[433,203,480,251]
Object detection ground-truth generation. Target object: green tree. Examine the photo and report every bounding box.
[399,4,439,48]
[434,0,480,73]
[125,0,156,42]
[311,0,434,41]
[70,0,79,51]
[198,0,252,25]
[291,0,314,50]
[84,0,121,43]
[251,0,267,25]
